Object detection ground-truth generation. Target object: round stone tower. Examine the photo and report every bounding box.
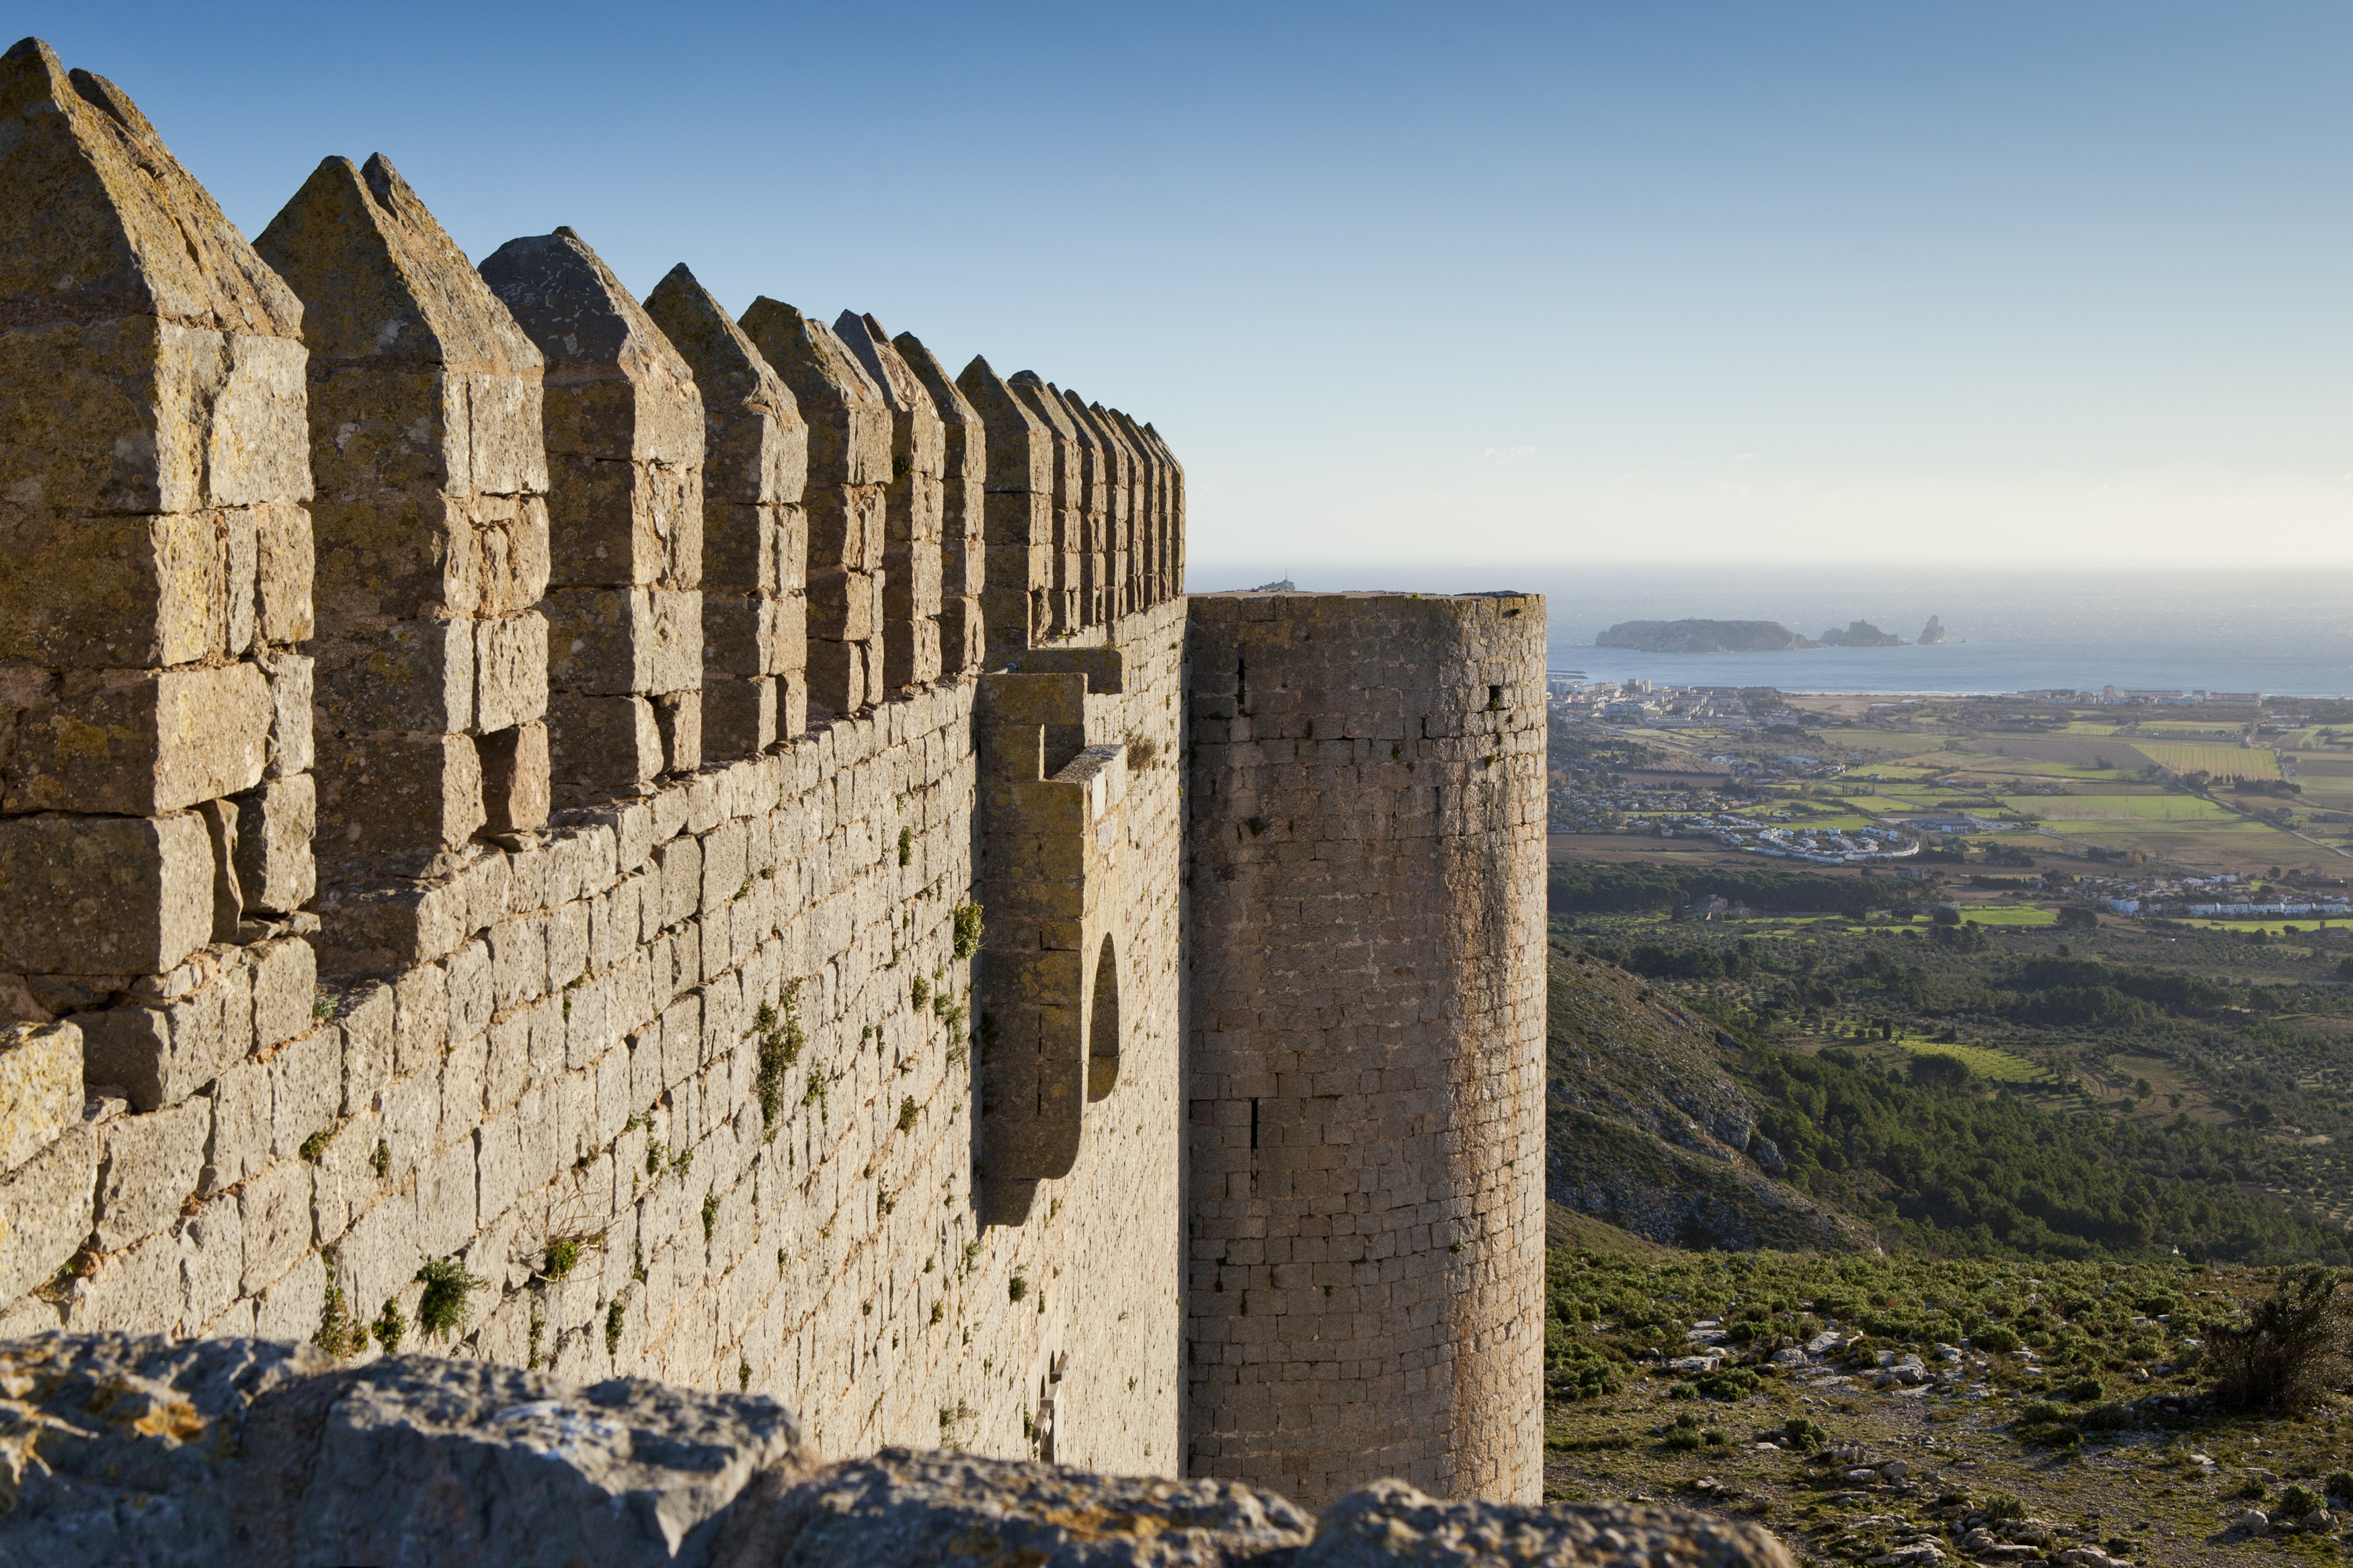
[1181,590,1547,1508]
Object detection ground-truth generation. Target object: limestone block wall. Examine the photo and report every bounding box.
[890,330,988,677]
[256,153,551,884]
[957,356,1055,657]
[1182,590,1548,1510]
[0,34,1193,1482]
[643,265,810,759]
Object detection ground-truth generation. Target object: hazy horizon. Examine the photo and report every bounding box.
[36,2,2353,571]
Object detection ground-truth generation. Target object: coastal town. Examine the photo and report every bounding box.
[1545,675,2353,890]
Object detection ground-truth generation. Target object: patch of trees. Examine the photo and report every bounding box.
[1741,1044,2339,1264]
[1549,862,1911,919]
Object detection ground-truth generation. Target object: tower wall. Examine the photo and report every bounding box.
[1181,590,1547,1508]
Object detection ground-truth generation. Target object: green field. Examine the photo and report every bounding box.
[2130,740,2280,779]
[1958,905,2059,927]
[2006,792,2235,822]
[1885,1034,2048,1082]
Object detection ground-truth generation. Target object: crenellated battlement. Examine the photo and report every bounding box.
[0,34,1190,1468]
[0,34,1540,1515]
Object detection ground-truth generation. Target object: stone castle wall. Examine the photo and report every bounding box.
[0,36,1187,1475]
[0,36,1550,1501]
[1182,591,1549,1508]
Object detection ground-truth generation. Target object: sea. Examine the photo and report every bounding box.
[1184,563,2353,700]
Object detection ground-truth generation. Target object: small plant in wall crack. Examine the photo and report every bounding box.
[755,985,807,1137]
[701,1192,719,1241]
[952,901,984,960]
[415,1257,487,1342]
[606,1296,627,1356]
[372,1296,407,1355]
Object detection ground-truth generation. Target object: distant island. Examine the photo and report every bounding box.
[1918,615,1946,645]
[1818,619,1904,648]
[1596,618,1816,653]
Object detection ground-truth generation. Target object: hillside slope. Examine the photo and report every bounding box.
[1545,942,1876,1251]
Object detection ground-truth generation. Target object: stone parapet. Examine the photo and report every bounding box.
[0,34,1191,1482]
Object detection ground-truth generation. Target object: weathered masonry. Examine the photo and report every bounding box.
[0,37,1541,1508]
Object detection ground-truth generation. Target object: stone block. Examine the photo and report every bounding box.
[478,229,704,468]
[231,774,316,915]
[701,675,774,762]
[0,311,307,520]
[5,661,272,816]
[93,1096,210,1251]
[416,1138,478,1257]
[317,732,485,868]
[642,264,807,508]
[393,963,450,1076]
[702,502,780,594]
[0,1115,93,1305]
[0,1019,82,1175]
[476,610,549,732]
[489,913,548,1012]
[239,1157,313,1294]
[315,618,475,734]
[204,1056,269,1192]
[337,981,394,1117]
[255,1247,325,1339]
[251,938,318,1052]
[255,501,314,645]
[447,937,494,1042]
[739,299,891,487]
[268,1024,340,1161]
[655,690,701,776]
[547,693,662,800]
[0,511,231,670]
[180,1192,244,1329]
[260,649,313,778]
[79,958,251,1113]
[545,586,701,697]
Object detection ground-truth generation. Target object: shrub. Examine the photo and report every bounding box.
[1695,1366,1759,1401]
[1782,1416,1830,1453]
[2016,1400,2068,1426]
[372,1297,406,1354]
[2279,1485,2325,1518]
[2233,1477,2269,1501]
[2205,1268,2352,1414]
[2063,1375,2105,1402]
[1982,1493,2026,1522]
[2326,1470,2353,1499]
[1973,1325,2020,1353]
[415,1257,487,1342]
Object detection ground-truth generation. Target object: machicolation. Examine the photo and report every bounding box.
[0,34,1554,1529]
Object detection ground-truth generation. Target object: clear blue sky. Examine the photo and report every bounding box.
[36,3,2353,573]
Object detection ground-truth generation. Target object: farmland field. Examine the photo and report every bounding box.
[2007,792,2236,821]
[2128,740,2280,778]
[1955,905,2059,926]
[1882,1034,2048,1081]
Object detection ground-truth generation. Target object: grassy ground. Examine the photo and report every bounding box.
[1540,1218,2353,1566]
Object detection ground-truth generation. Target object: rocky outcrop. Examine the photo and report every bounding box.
[1595,620,1812,653]
[1816,621,1903,648]
[0,1333,1797,1568]
[1917,616,1946,645]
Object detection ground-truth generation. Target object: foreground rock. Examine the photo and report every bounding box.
[0,1335,1796,1567]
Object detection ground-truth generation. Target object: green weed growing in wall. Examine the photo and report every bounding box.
[953,902,984,960]
[415,1257,487,1342]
